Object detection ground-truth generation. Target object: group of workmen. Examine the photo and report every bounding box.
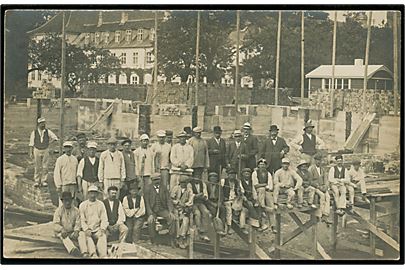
[29,117,370,258]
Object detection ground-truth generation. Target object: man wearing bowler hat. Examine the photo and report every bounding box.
[189,126,210,180]
[207,126,227,177]
[260,124,290,175]
[29,117,59,187]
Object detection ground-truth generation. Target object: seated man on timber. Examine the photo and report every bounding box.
[190,175,211,242]
[79,185,108,258]
[103,186,129,244]
[296,159,317,209]
[171,176,194,249]
[273,158,303,210]
[144,173,177,246]
[206,172,228,236]
[347,159,370,205]
[328,155,349,216]
[122,183,146,244]
[252,159,277,233]
[53,191,87,257]
[239,168,261,234]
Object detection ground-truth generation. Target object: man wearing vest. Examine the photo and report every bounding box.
[239,168,261,232]
[170,131,194,192]
[291,120,326,163]
[189,127,210,180]
[54,141,79,205]
[273,158,303,210]
[144,174,177,246]
[308,153,332,225]
[103,186,128,243]
[29,117,59,187]
[134,134,155,192]
[79,185,108,258]
[98,137,126,199]
[220,168,243,235]
[227,130,248,176]
[151,130,172,189]
[189,176,210,242]
[122,183,146,244]
[252,159,277,233]
[77,141,99,199]
[260,125,290,175]
[121,139,136,200]
[242,122,259,171]
[328,155,350,216]
[72,133,88,162]
[207,126,227,177]
[296,160,317,209]
[170,176,194,249]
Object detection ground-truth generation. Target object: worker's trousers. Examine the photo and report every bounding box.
[125,217,144,243]
[174,209,190,238]
[107,223,128,243]
[303,186,316,204]
[273,185,303,204]
[330,184,347,209]
[193,203,210,234]
[86,230,107,257]
[160,169,170,189]
[346,180,367,205]
[311,188,331,218]
[255,187,276,227]
[58,231,87,255]
[33,148,49,184]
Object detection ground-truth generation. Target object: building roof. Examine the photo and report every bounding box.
[305,64,392,79]
[28,10,165,35]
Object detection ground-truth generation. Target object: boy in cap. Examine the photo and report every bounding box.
[189,127,210,180]
[29,117,59,187]
[273,158,303,209]
[79,185,108,258]
[170,176,194,248]
[260,125,290,174]
[239,168,261,233]
[291,120,326,162]
[134,134,155,192]
[122,183,146,244]
[121,139,136,200]
[242,122,259,171]
[77,141,99,199]
[296,159,316,208]
[252,159,276,232]
[328,155,349,215]
[227,130,248,176]
[98,137,126,199]
[103,186,128,243]
[170,131,194,192]
[54,141,79,205]
[72,133,88,162]
[151,130,172,188]
[207,126,227,177]
[53,191,87,257]
[189,175,210,242]
[347,160,370,205]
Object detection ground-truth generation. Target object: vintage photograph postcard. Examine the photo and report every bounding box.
[2,6,402,262]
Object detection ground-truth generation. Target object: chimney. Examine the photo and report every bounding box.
[97,11,103,27]
[120,12,128,25]
[354,59,364,66]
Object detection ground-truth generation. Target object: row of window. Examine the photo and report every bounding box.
[111,52,153,65]
[323,78,350,89]
[84,28,155,45]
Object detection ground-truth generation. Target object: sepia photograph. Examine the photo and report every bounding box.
[2,6,402,262]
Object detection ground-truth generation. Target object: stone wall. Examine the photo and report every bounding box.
[82,84,147,101]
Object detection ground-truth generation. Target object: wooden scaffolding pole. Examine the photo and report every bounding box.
[393,11,399,116]
[195,11,201,106]
[330,11,337,117]
[152,11,158,104]
[362,11,372,112]
[301,11,305,106]
[275,11,281,106]
[235,10,240,128]
[59,11,66,154]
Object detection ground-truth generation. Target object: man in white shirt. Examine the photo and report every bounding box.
[169,131,194,192]
[98,137,126,198]
[54,141,79,205]
[347,159,370,205]
[328,155,350,216]
[77,141,99,199]
[29,117,59,187]
[151,130,172,188]
[122,183,146,244]
[134,134,155,192]
[102,186,128,243]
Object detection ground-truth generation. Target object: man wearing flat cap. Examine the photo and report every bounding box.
[29,117,59,187]
[207,126,227,177]
[227,130,248,176]
[77,141,100,199]
[120,138,136,200]
[189,127,210,180]
[54,141,79,205]
[72,133,88,162]
[242,122,259,171]
[260,125,290,174]
[53,191,87,257]
[134,134,155,192]
[170,131,194,192]
[98,137,126,199]
[291,119,326,162]
[122,182,146,244]
[151,130,172,188]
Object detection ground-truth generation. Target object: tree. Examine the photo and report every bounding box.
[158,11,235,83]
[28,34,120,96]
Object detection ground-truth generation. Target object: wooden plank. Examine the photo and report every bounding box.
[331,206,338,250]
[274,245,315,260]
[370,197,376,256]
[338,239,384,257]
[4,233,61,246]
[87,101,114,131]
[344,112,376,150]
[248,226,256,259]
[213,233,220,258]
[274,213,281,259]
[317,243,332,260]
[231,221,270,259]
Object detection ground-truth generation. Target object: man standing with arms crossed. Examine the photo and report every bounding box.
[189,127,209,180]
[134,134,154,192]
[151,130,172,188]
[170,131,194,192]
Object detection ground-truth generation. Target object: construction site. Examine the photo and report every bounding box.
[2,9,402,261]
